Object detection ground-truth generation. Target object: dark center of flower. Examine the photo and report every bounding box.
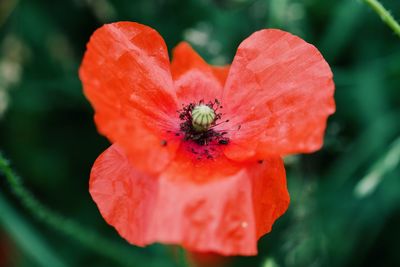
[178,99,230,147]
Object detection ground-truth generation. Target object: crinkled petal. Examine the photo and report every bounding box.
[90,145,289,256]
[222,29,335,161]
[79,22,180,173]
[90,145,158,245]
[171,42,228,104]
[212,65,230,86]
[110,118,180,174]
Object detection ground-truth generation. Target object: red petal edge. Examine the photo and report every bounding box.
[90,145,289,256]
[171,42,229,104]
[79,22,180,173]
[222,29,335,161]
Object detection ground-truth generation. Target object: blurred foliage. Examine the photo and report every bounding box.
[0,0,399,266]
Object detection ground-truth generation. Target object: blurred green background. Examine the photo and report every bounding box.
[0,0,399,266]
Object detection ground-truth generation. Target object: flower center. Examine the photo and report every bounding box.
[177,99,230,148]
[191,104,216,132]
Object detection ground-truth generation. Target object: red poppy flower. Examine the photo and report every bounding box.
[79,22,335,256]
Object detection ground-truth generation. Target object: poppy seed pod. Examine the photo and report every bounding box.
[191,104,216,132]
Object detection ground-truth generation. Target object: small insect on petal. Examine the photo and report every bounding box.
[160,140,168,146]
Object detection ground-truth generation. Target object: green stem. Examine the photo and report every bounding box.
[0,192,67,267]
[354,136,400,197]
[362,0,400,37]
[0,153,170,267]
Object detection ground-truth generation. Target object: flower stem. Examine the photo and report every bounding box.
[361,0,400,37]
[0,153,170,267]
[0,192,68,267]
[354,136,400,198]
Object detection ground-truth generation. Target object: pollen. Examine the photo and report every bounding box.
[191,104,216,132]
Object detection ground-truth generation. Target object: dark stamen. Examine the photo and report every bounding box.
[218,139,229,145]
[176,99,231,154]
[160,140,168,146]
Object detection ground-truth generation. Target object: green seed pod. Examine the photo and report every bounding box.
[191,104,216,132]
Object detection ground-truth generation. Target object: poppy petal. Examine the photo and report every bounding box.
[79,22,180,172]
[171,42,227,104]
[90,144,159,246]
[222,29,335,160]
[110,118,180,174]
[211,65,230,86]
[90,145,289,256]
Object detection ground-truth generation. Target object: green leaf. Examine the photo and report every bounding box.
[0,192,68,267]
